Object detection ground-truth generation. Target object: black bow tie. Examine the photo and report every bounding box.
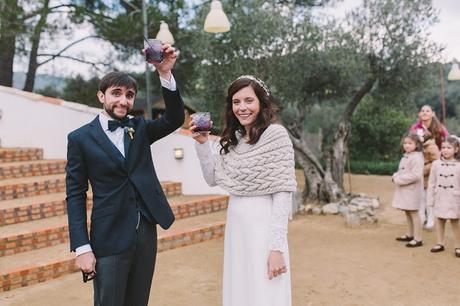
[108,117,133,132]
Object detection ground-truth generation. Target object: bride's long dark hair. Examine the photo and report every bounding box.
[219,76,278,154]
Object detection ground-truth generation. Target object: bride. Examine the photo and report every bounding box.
[190,75,296,306]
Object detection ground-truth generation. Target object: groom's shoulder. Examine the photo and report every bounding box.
[68,117,97,139]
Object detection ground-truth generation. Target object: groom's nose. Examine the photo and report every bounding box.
[118,96,128,106]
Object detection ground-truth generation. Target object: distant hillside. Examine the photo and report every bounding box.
[13,73,67,92]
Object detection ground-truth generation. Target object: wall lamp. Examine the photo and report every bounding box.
[174,148,184,160]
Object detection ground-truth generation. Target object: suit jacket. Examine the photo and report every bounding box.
[66,86,184,257]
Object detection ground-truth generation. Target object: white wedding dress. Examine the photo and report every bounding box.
[196,141,292,306]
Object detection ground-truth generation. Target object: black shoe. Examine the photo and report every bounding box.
[430,244,445,253]
[455,248,460,258]
[396,235,414,242]
[406,240,423,248]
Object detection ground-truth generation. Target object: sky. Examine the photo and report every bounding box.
[28,0,460,79]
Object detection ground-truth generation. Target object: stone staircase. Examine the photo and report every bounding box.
[0,147,228,292]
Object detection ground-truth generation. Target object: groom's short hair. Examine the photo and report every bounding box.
[99,72,138,94]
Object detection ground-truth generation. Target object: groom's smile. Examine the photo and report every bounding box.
[97,86,136,120]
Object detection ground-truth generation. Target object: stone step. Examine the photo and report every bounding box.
[0,194,229,256]
[0,182,191,226]
[0,174,182,201]
[0,211,226,292]
[0,148,44,163]
[0,160,66,180]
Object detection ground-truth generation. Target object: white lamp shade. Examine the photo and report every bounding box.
[204,0,230,33]
[156,21,175,45]
[448,63,460,81]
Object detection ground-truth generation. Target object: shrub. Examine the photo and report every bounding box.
[348,160,399,175]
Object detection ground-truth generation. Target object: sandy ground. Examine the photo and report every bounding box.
[2,174,460,306]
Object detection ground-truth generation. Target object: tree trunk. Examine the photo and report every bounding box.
[287,77,376,206]
[0,0,20,87]
[326,77,376,189]
[23,0,50,92]
[289,129,342,206]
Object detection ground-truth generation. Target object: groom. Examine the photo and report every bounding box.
[65,44,184,306]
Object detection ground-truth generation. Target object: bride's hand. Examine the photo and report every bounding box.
[267,250,287,280]
[189,120,213,144]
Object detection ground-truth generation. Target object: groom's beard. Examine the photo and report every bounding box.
[104,104,130,120]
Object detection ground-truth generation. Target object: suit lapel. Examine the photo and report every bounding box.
[124,117,140,165]
[88,116,127,172]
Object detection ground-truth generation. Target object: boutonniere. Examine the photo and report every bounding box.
[125,127,135,140]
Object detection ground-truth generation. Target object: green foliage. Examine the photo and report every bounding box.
[349,159,399,175]
[178,0,362,129]
[36,85,62,98]
[34,72,150,109]
[61,75,101,107]
[349,96,413,161]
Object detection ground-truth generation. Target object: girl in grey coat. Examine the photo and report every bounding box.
[392,132,424,247]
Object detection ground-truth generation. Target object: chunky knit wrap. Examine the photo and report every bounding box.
[214,124,297,196]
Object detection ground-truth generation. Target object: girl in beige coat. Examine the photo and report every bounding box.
[392,132,424,247]
[426,136,460,257]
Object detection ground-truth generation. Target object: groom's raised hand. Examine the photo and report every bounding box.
[149,44,177,81]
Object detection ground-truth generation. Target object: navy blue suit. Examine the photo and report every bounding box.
[66,87,184,258]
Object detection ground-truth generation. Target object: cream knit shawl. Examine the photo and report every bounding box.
[215,124,297,196]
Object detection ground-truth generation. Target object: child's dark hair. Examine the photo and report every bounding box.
[442,135,460,160]
[401,132,423,152]
[99,72,137,94]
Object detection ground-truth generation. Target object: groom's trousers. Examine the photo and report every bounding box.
[93,213,158,306]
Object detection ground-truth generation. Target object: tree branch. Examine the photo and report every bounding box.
[342,76,376,122]
[288,130,326,177]
[37,54,110,70]
[20,4,113,22]
[36,35,101,67]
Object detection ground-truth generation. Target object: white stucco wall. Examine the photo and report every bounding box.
[152,132,226,195]
[0,87,98,159]
[0,86,225,195]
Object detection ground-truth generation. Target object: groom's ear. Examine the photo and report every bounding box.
[97,91,105,104]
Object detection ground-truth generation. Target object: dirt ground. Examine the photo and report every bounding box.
[2,174,460,306]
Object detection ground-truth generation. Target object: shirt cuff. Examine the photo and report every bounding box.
[159,74,177,91]
[75,244,92,257]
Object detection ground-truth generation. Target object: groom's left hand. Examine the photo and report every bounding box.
[151,44,177,81]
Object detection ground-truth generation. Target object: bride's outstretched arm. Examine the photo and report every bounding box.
[195,141,217,187]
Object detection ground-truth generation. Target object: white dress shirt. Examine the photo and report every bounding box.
[75,74,177,257]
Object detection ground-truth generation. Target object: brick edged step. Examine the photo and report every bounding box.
[0,174,65,201]
[0,193,93,226]
[0,182,187,226]
[0,148,43,163]
[0,160,66,180]
[0,211,226,292]
[0,174,182,201]
[0,194,228,256]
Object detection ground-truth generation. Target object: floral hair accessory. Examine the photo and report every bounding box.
[235,75,270,96]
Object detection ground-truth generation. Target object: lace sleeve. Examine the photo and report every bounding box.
[269,191,292,253]
[195,141,217,187]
